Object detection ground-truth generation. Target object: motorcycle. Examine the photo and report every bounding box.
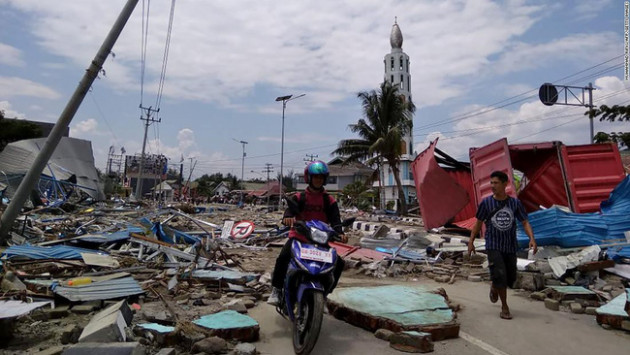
[276,217,355,355]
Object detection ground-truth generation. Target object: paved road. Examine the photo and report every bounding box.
[248,276,630,355]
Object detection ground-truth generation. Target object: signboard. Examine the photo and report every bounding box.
[230,220,255,239]
[221,220,234,239]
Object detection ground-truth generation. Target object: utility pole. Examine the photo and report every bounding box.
[0,0,139,243]
[304,154,318,164]
[275,93,305,208]
[134,105,160,200]
[233,139,248,205]
[263,163,274,207]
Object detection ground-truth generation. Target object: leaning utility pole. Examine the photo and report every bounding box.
[0,0,139,243]
[134,105,160,200]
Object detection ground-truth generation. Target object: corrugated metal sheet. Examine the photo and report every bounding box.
[561,143,625,213]
[411,139,470,230]
[1,245,105,260]
[601,175,630,214]
[52,276,144,301]
[517,176,630,248]
[469,138,517,206]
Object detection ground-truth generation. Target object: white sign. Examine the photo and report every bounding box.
[231,220,255,239]
[300,247,333,263]
[221,220,234,239]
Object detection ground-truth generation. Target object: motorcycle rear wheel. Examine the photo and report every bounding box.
[292,290,324,355]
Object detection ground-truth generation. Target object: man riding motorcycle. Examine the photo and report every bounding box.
[267,160,347,306]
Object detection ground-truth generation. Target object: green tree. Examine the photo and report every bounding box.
[333,82,415,215]
[593,131,630,149]
[276,169,296,192]
[340,180,375,211]
[586,105,629,149]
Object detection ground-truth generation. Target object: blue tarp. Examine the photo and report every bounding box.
[1,245,104,260]
[517,175,630,248]
[607,245,630,262]
[139,216,200,244]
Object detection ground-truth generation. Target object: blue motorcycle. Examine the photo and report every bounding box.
[276,218,354,354]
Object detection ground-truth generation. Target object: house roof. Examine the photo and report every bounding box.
[327,160,374,177]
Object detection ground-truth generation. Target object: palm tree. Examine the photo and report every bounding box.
[333,82,415,215]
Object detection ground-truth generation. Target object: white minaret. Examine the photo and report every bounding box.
[378,18,416,210]
[384,17,412,156]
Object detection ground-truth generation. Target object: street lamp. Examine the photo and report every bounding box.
[233,138,248,205]
[275,93,305,207]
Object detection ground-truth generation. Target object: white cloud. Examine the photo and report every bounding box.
[0,76,60,99]
[3,0,550,109]
[71,118,99,136]
[0,101,27,119]
[177,128,196,150]
[492,32,620,75]
[0,43,25,66]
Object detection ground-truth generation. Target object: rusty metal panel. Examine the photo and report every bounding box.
[444,169,476,222]
[561,143,625,213]
[469,138,516,206]
[411,139,470,230]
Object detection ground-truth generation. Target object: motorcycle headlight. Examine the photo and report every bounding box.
[310,227,329,244]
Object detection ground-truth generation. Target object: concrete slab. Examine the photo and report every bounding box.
[62,342,144,355]
[193,310,259,341]
[327,285,459,340]
[79,310,126,343]
[94,300,133,326]
[596,288,630,329]
[546,286,600,306]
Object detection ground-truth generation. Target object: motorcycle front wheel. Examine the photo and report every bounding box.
[292,290,324,355]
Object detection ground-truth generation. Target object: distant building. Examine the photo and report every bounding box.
[296,158,374,193]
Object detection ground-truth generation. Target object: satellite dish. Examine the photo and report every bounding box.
[539,83,558,106]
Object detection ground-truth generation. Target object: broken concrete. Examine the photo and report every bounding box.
[596,288,630,329]
[62,342,145,355]
[192,336,227,354]
[544,299,559,311]
[79,310,126,343]
[327,285,459,340]
[233,342,257,355]
[389,331,434,353]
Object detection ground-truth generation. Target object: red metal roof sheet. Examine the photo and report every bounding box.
[411,139,470,230]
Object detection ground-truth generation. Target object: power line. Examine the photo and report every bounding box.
[412,55,624,133]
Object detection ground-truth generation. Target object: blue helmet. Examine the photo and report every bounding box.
[304,160,329,185]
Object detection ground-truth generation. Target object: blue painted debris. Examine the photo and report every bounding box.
[52,276,144,301]
[138,217,200,244]
[137,323,175,333]
[327,285,459,340]
[193,310,259,329]
[596,289,629,317]
[1,245,104,260]
[517,175,630,248]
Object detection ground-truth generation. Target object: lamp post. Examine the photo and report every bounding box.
[275,94,305,207]
[233,139,248,205]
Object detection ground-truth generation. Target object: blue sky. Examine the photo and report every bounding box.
[0,0,628,180]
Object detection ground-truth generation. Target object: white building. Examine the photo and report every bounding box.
[377,19,416,210]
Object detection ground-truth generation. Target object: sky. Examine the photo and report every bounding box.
[0,0,628,181]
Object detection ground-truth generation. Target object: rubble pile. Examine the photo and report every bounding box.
[0,202,282,354]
